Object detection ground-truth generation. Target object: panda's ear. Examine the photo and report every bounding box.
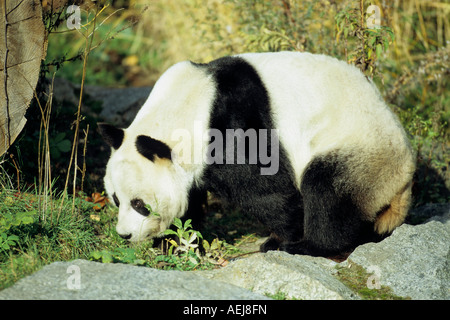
[98,123,125,150]
[135,135,172,162]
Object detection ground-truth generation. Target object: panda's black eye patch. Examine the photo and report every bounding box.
[112,193,120,207]
[131,198,150,217]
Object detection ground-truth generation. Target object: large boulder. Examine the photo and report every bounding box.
[343,210,449,300]
[0,259,269,300]
[198,251,358,300]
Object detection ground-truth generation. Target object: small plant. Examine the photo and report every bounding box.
[0,192,37,255]
[164,218,202,253]
[202,237,240,267]
[0,233,20,253]
[90,248,145,265]
[48,132,72,160]
[162,218,203,267]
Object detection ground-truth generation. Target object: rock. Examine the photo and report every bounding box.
[49,78,152,127]
[84,85,151,126]
[343,209,450,300]
[198,251,359,300]
[0,259,269,300]
[407,202,450,225]
[49,77,79,107]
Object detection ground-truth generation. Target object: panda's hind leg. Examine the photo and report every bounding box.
[282,154,375,257]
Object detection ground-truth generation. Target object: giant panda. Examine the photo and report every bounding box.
[98,51,416,257]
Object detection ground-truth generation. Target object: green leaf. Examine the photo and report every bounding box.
[195,230,203,240]
[90,251,103,260]
[376,43,383,58]
[8,235,19,242]
[54,132,66,143]
[21,216,34,224]
[101,251,113,263]
[164,229,178,236]
[172,218,183,229]
[202,239,210,251]
[183,219,192,230]
[133,259,146,266]
[56,139,72,153]
[210,239,219,250]
[17,211,35,225]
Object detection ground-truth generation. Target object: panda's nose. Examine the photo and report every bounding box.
[119,233,132,240]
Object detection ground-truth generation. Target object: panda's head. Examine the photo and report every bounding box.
[98,123,190,242]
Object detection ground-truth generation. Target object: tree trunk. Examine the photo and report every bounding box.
[0,0,47,156]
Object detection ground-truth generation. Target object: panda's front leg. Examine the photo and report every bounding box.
[254,197,304,253]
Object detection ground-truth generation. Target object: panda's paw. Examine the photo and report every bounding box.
[280,240,318,256]
[260,236,282,252]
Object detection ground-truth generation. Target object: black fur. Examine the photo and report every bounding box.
[195,56,304,249]
[135,135,172,162]
[112,193,120,207]
[184,187,208,231]
[98,123,124,150]
[130,198,150,217]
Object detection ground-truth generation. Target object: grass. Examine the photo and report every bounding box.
[334,260,410,300]
[0,186,100,289]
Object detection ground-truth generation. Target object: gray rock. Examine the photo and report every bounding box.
[49,77,79,107]
[198,251,359,300]
[0,259,269,300]
[344,211,450,300]
[85,86,151,126]
[49,79,151,127]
